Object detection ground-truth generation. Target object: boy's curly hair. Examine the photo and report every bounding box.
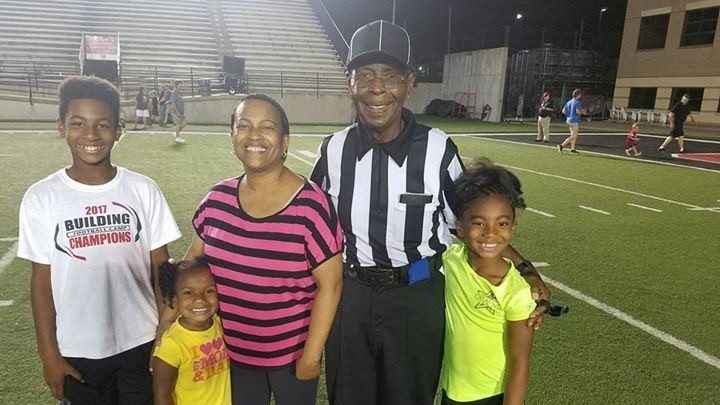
[452,157,526,218]
[58,75,121,127]
[158,257,211,308]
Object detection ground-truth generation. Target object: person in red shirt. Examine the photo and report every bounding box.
[624,122,641,156]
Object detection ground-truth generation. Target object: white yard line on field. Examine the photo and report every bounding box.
[0,242,18,276]
[450,132,630,136]
[687,206,720,212]
[578,205,611,215]
[297,147,717,214]
[526,207,555,218]
[0,130,57,134]
[4,129,720,145]
[0,130,332,137]
[0,237,18,242]
[288,151,316,168]
[450,131,720,145]
[457,152,717,212]
[457,135,720,174]
[0,300,14,307]
[627,203,663,212]
[544,275,720,369]
[298,148,715,213]
[298,150,317,159]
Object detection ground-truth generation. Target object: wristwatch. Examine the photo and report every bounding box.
[516,260,533,275]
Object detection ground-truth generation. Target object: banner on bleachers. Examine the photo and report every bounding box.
[83,34,119,61]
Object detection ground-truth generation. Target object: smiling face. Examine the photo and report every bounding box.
[173,267,219,331]
[456,193,516,264]
[58,98,120,172]
[231,99,289,174]
[349,63,415,143]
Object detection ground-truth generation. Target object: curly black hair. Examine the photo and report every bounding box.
[58,75,121,127]
[158,257,211,308]
[229,93,290,135]
[452,157,526,219]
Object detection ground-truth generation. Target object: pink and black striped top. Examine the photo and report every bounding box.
[193,176,343,369]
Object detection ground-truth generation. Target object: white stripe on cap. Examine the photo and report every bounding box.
[379,20,384,51]
[404,23,411,63]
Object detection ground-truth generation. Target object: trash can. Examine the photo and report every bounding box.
[198,79,212,96]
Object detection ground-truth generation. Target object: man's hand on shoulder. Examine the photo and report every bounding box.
[520,266,551,331]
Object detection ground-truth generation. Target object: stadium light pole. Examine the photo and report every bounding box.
[504,13,523,48]
[447,3,452,54]
[597,8,607,38]
[392,0,397,24]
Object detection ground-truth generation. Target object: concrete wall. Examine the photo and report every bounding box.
[406,83,442,115]
[614,0,720,124]
[0,92,354,125]
[0,96,59,121]
[182,92,353,125]
[441,47,509,122]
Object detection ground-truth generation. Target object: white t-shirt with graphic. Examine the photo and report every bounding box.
[18,167,181,359]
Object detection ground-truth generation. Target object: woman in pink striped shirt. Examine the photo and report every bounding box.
[185,94,344,405]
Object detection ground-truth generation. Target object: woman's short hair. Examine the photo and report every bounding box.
[230,93,290,136]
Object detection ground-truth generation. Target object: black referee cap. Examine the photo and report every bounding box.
[346,20,411,71]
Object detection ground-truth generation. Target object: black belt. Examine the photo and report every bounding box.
[343,264,409,287]
[344,255,441,288]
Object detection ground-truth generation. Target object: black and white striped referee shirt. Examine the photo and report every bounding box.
[310,109,465,268]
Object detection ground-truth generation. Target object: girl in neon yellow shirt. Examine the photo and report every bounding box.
[442,159,537,405]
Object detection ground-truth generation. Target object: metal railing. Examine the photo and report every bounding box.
[0,62,349,104]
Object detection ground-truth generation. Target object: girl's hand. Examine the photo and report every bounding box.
[295,353,321,380]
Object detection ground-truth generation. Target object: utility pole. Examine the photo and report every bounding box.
[578,17,584,49]
[447,4,452,54]
[597,8,607,40]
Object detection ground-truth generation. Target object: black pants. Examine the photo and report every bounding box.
[63,340,154,405]
[230,361,318,405]
[670,123,685,137]
[441,391,504,405]
[325,274,445,405]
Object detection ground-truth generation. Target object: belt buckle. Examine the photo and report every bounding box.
[384,269,394,285]
[371,267,394,286]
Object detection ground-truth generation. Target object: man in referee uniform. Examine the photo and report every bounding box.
[311,20,550,405]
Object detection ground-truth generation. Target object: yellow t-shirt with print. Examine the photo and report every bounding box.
[441,243,536,402]
[153,315,231,405]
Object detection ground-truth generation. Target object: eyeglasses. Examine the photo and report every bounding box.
[352,71,408,88]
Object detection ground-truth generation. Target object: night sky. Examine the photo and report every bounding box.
[323,0,628,60]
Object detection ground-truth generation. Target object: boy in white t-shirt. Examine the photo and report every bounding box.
[17,76,181,405]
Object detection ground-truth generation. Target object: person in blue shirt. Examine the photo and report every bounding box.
[558,89,586,154]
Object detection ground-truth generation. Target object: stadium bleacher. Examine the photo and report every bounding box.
[0,0,347,100]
